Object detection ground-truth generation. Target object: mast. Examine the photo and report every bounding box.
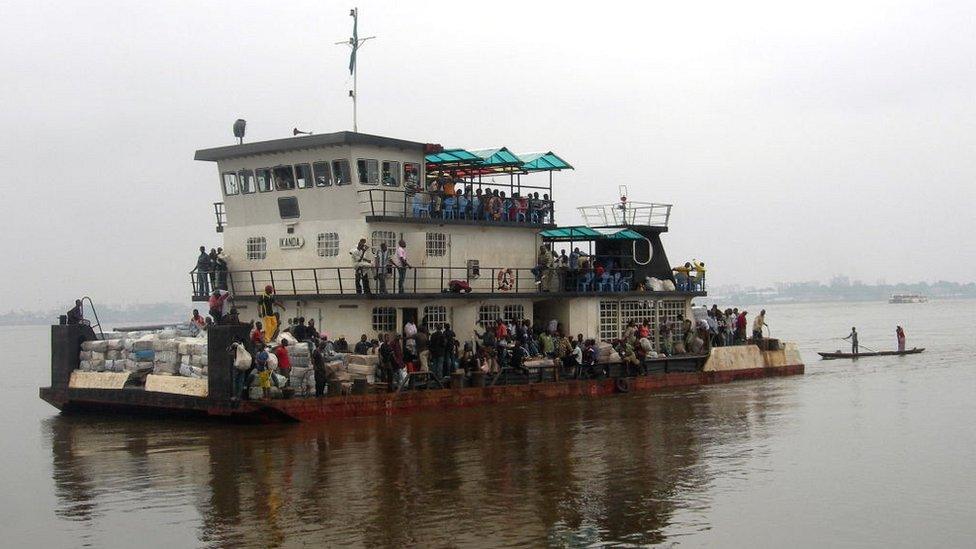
[335,7,375,132]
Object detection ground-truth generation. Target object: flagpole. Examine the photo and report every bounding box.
[336,7,375,133]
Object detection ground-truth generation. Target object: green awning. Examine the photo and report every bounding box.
[469,147,523,167]
[425,148,481,165]
[540,226,644,241]
[604,229,644,240]
[517,151,574,172]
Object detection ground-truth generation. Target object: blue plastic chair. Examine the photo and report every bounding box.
[443,197,457,219]
[458,197,469,219]
[618,274,632,291]
[412,195,430,218]
[577,272,594,292]
[597,273,612,291]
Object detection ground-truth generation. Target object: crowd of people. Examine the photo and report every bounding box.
[407,176,554,224]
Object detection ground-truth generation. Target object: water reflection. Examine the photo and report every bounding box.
[46,381,794,547]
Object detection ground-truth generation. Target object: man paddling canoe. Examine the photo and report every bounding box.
[896,326,906,352]
[842,327,858,355]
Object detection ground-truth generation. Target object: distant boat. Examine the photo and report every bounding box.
[818,348,925,360]
[889,293,927,304]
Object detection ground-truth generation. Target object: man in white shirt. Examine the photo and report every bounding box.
[349,238,373,294]
[394,239,412,293]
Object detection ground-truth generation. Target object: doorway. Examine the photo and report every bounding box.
[401,307,418,332]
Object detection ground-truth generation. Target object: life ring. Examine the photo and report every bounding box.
[497,268,514,291]
[615,377,630,393]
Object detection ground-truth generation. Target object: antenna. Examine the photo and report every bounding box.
[335,7,376,132]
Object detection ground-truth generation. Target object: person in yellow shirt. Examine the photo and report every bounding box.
[258,285,285,343]
[673,262,692,291]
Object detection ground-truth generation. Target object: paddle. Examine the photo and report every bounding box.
[832,337,878,353]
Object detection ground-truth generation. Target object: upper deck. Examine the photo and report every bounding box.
[196,131,571,232]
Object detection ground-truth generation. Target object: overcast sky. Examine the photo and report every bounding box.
[1,0,974,311]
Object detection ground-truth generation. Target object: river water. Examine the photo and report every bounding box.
[3,299,974,548]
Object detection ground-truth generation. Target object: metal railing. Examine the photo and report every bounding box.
[577,202,671,228]
[213,202,226,233]
[358,188,555,225]
[190,266,654,298]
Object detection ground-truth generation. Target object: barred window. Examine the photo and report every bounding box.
[426,232,447,257]
[316,233,339,257]
[659,299,687,346]
[246,237,267,260]
[371,307,397,333]
[478,305,501,327]
[332,159,351,186]
[423,305,448,329]
[371,230,397,251]
[599,300,619,342]
[238,170,256,194]
[600,299,655,343]
[503,304,524,321]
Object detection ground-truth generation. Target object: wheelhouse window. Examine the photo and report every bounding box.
[404,162,421,189]
[294,163,313,189]
[246,237,267,260]
[381,161,400,187]
[256,168,273,192]
[425,232,447,257]
[313,161,332,187]
[272,166,295,190]
[238,170,256,194]
[357,159,379,185]
[371,307,397,333]
[316,232,339,257]
[221,172,239,196]
[277,197,300,219]
[332,159,351,186]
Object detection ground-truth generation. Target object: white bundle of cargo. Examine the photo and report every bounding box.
[286,343,311,368]
[595,341,616,364]
[77,326,209,381]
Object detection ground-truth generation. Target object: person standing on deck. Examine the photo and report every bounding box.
[896,326,906,352]
[193,246,212,296]
[394,239,412,293]
[258,286,285,343]
[350,238,373,294]
[274,340,291,386]
[843,327,859,355]
[429,326,446,380]
[752,309,767,341]
[375,242,391,294]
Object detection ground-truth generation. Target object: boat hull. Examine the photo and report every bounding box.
[818,348,925,360]
[40,362,804,423]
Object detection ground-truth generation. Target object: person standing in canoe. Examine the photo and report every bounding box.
[843,327,859,355]
[896,326,906,352]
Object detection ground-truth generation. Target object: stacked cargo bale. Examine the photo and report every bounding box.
[178,337,208,378]
[127,334,156,383]
[152,329,180,375]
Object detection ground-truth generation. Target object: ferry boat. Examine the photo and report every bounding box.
[888,293,927,304]
[39,129,804,422]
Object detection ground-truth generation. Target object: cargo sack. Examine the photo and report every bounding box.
[233,345,252,371]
